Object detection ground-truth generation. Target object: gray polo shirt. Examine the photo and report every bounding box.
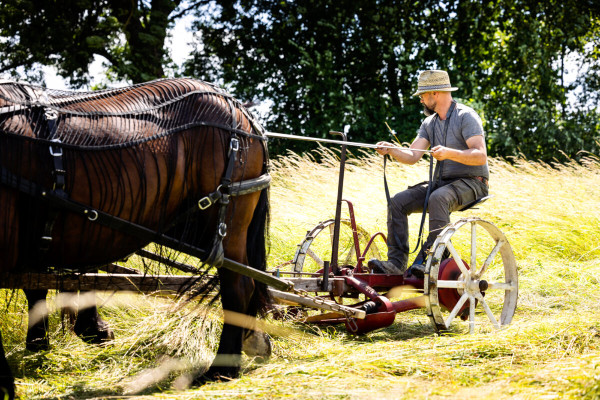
[417,102,489,180]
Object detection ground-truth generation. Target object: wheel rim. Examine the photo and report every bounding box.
[425,218,518,333]
[289,219,384,274]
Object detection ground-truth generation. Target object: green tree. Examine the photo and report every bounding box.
[1,0,598,160]
[449,0,600,160]
[185,0,445,154]
[0,0,199,86]
[185,0,599,160]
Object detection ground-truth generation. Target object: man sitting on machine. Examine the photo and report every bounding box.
[369,69,489,278]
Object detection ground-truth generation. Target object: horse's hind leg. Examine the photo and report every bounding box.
[73,291,114,344]
[24,289,50,351]
[194,269,255,383]
[0,331,15,400]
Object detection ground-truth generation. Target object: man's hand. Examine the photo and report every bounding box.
[376,141,394,156]
[376,137,430,165]
[431,145,452,160]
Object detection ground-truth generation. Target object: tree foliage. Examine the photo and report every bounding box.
[0,0,192,86]
[185,0,600,160]
[0,0,598,160]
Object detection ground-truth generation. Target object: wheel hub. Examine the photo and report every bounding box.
[438,258,475,312]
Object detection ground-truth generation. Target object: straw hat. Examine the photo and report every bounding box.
[412,70,458,96]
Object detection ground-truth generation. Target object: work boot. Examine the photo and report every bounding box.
[367,259,404,274]
[404,254,427,279]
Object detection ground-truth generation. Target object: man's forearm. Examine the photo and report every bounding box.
[433,147,487,166]
[388,147,423,165]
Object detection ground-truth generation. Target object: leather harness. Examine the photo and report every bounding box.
[0,90,271,270]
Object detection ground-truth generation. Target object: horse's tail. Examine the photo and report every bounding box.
[246,187,271,317]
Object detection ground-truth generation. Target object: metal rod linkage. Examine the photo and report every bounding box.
[265,131,432,153]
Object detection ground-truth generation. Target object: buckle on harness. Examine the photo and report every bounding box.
[230,138,239,152]
[44,108,58,120]
[198,196,213,210]
[40,235,52,251]
[49,138,63,157]
[218,222,227,237]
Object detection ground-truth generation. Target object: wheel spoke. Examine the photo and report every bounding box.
[475,292,501,329]
[328,224,335,245]
[306,248,324,268]
[446,240,470,277]
[476,239,505,278]
[436,280,466,289]
[444,292,469,328]
[469,295,476,334]
[470,222,477,270]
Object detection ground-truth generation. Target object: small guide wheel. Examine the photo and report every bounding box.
[292,219,384,274]
[424,218,518,333]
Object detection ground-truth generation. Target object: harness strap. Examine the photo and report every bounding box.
[413,100,457,254]
[0,166,287,290]
[204,135,240,267]
[40,107,67,252]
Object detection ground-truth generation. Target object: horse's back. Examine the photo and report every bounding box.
[0,78,242,148]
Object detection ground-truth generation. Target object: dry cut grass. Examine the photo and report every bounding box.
[2,147,600,399]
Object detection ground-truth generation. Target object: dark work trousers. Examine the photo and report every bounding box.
[386,177,488,270]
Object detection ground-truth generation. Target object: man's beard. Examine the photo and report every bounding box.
[423,105,435,116]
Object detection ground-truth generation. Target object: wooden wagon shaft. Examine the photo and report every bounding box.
[135,249,199,274]
[0,272,208,293]
[0,270,354,295]
[132,249,348,293]
[101,263,142,275]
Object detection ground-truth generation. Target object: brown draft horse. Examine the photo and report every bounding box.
[0,78,271,398]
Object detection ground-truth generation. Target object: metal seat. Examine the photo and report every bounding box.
[458,194,494,212]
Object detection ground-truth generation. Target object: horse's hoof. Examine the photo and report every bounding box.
[74,316,115,344]
[25,325,50,352]
[242,330,271,362]
[25,338,50,352]
[0,359,15,400]
[191,366,240,386]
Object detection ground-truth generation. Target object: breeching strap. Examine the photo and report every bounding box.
[40,106,67,253]
[0,166,290,291]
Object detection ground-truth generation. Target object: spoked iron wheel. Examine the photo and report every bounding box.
[425,218,518,333]
[292,219,384,274]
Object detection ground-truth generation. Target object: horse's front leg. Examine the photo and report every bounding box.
[194,269,255,383]
[24,289,50,351]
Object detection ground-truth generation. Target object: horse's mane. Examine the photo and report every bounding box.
[0,78,264,148]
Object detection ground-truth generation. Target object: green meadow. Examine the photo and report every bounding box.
[3,148,600,399]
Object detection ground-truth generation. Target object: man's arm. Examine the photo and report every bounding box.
[431,135,487,166]
[376,137,430,165]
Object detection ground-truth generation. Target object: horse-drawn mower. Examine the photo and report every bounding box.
[0,127,519,337]
[266,130,518,335]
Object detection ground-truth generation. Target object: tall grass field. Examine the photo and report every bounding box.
[2,147,600,399]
